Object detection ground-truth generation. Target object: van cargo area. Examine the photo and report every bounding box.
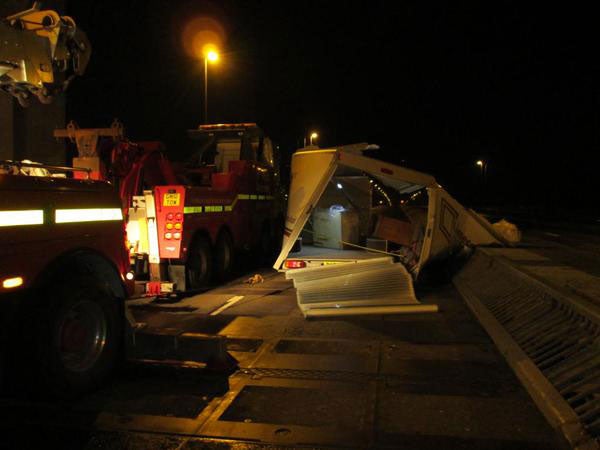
[275,145,508,317]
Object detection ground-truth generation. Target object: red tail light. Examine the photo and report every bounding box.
[285,260,306,269]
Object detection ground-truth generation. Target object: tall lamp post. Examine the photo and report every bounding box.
[203,49,219,124]
[476,159,487,183]
[309,132,318,146]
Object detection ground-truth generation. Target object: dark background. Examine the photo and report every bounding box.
[62,1,598,219]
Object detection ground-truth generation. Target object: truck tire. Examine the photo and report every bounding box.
[30,276,122,397]
[214,231,234,282]
[186,235,213,289]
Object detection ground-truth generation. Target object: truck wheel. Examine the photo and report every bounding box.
[186,235,213,289]
[214,231,234,282]
[32,277,122,397]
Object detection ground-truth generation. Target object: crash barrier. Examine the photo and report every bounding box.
[287,257,438,317]
[454,249,600,449]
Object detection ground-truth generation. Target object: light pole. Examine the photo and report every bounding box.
[203,49,219,124]
[476,159,487,184]
[309,132,318,146]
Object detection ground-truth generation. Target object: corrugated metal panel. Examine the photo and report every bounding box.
[285,256,394,285]
[287,258,437,317]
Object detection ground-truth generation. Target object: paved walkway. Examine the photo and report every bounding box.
[1,270,561,449]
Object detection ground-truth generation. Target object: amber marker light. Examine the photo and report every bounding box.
[2,276,24,289]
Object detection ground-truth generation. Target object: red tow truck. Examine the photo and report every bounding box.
[0,6,236,397]
[54,121,284,294]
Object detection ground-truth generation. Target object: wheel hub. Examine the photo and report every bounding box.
[56,299,107,372]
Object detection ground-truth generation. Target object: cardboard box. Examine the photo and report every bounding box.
[312,207,359,249]
[373,215,413,247]
[367,238,388,252]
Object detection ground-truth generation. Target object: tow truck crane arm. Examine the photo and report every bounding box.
[0,2,90,106]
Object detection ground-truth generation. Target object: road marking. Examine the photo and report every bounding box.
[209,295,244,316]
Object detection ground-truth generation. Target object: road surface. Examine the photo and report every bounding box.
[0,264,562,449]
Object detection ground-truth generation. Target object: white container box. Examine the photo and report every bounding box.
[312,206,359,249]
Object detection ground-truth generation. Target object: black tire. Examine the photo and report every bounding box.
[214,231,234,282]
[28,276,122,397]
[186,235,213,289]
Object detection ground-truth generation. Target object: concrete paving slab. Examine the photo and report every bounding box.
[381,341,500,363]
[282,316,385,340]
[218,316,292,338]
[377,390,557,444]
[219,294,298,317]
[252,338,379,373]
[382,359,523,397]
[197,375,376,448]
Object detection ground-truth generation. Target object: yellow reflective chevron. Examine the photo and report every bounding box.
[55,208,123,224]
[0,209,44,227]
[183,193,274,215]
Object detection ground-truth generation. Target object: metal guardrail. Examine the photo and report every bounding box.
[454,249,600,449]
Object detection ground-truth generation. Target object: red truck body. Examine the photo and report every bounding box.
[0,166,133,395]
[0,174,132,293]
[55,122,283,292]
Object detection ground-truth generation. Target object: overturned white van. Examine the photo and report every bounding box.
[274,145,509,318]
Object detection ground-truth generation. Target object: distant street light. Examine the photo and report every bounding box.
[203,48,219,123]
[310,132,318,146]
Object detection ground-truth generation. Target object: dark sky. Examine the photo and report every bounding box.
[65,1,599,216]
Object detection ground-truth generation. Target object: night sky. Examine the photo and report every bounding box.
[65,1,599,218]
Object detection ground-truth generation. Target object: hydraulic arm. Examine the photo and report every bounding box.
[0,2,90,106]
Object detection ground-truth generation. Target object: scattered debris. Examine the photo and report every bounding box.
[245,274,264,284]
[492,219,522,244]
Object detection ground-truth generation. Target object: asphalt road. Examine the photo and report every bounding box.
[0,264,563,450]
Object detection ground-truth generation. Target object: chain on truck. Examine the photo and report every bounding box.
[0,5,236,397]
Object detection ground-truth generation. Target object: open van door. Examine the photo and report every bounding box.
[274,150,339,270]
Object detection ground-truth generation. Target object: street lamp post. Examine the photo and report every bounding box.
[203,50,219,124]
[309,132,318,146]
[476,160,487,183]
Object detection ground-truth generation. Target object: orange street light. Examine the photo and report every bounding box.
[203,48,219,123]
